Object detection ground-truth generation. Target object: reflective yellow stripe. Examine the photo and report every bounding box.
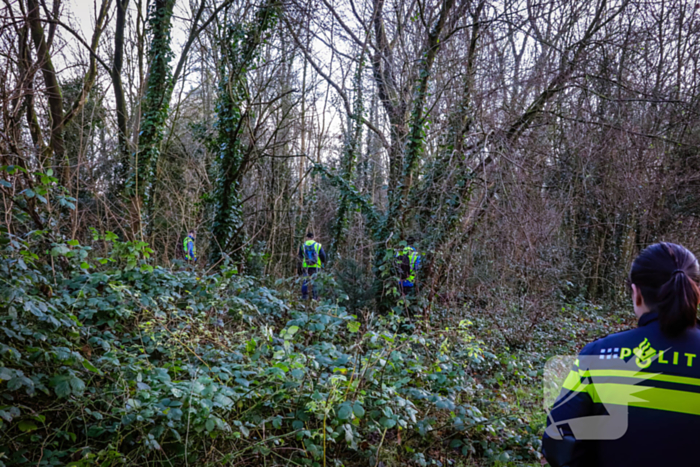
[587,383,700,416]
[562,370,587,392]
[580,369,700,387]
[303,241,321,268]
[560,368,700,415]
[563,368,700,390]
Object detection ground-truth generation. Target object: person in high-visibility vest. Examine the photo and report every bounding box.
[542,242,700,467]
[395,236,421,295]
[183,230,197,263]
[297,232,326,300]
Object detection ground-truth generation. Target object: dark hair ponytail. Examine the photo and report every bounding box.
[630,243,700,337]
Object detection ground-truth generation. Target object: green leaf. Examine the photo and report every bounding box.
[436,399,455,411]
[51,245,70,256]
[380,417,396,429]
[246,338,257,354]
[352,402,365,418]
[50,375,71,398]
[286,325,299,337]
[80,262,90,270]
[67,239,79,246]
[205,418,215,432]
[82,359,101,374]
[347,321,361,333]
[18,420,37,432]
[46,168,53,176]
[69,376,86,395]
[0,367,14,381]
[0,406,20,422]
[336,403,352,420]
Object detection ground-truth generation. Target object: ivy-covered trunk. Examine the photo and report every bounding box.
[372,0,456,308]
[410,1,484,290]
[328,60,365,261]
[209,62,246,266]
[133,0,175,232]
[209,1,279,267]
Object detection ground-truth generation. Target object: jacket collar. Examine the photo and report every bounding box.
[638,311,659,327]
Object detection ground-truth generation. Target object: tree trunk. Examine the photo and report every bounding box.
[113,0,130,185]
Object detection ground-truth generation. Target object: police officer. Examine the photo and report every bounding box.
[542,243,700,467]
[183,230,196,263]
[298,232,326,300]
[396,236,421,296]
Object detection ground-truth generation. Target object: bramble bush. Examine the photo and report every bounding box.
[0,228,545,466]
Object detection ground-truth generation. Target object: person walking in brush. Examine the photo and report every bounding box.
[395,236,421,296]
[183,230,197,263]
[298,232,326,300]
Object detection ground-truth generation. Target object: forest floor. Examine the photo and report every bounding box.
[446,301,633,467]
[366,298,633,467]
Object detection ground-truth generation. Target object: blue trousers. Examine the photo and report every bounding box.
[399,282,415,296]
[301,268,319,300]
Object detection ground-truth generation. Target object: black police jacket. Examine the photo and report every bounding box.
[542,311,700,467]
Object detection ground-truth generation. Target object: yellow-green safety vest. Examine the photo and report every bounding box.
[183,236,196,260]
[399,246,418,283]
[302,240,322,268]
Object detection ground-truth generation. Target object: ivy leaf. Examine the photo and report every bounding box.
[347,321,361,333]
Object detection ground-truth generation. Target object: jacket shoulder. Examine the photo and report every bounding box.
[579,326,648,356]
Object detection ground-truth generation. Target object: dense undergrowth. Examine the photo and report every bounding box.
[0,225,630,467]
